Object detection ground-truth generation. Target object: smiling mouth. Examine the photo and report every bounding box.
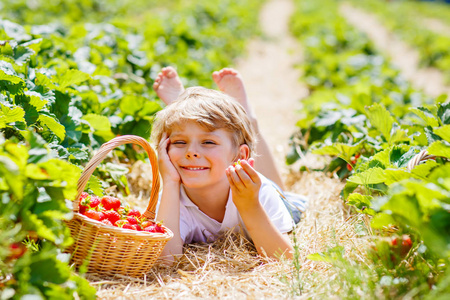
[182,167,208,171]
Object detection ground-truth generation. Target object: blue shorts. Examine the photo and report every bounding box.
[271,182,309,224]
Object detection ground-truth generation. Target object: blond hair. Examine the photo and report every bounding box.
[151,86,256,158]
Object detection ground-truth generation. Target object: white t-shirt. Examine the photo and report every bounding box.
[178,173,295,244]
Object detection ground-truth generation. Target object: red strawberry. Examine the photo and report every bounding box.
[101,196,121,211]
[84,210,105,221]
[79,192,89,201]
[79,195,90,214]
[104,210,121,224]
[122,224,135,230]
[132,224,142,231]
[101,219,113,226]
[127,216,138,225]
[79,203,88,215]
[141,220,153,228]
[128,209,141,218]
[346,164,353,171]
[114,220,127,227]
[8,243,27,260]
[89,196,101,208]
[144,222,165,233]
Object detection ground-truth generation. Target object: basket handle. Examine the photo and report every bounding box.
[407,149,437,171]
[74,135,160,220]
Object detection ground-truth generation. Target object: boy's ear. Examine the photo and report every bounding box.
[238,144,250,160]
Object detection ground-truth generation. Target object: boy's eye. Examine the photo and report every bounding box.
[171,140,186,145]
[203,140,216,145]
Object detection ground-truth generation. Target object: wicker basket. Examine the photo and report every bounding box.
[65,135,173,278]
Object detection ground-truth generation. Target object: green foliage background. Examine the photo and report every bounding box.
[0,0,264,298]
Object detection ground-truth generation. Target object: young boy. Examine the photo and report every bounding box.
[152,68,306,262]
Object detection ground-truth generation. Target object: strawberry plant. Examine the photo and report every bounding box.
[289,0,449,297]
[348,0,450,84]
[0,133,96,299]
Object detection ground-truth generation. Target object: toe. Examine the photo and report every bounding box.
[212,71,220,82]
[165,66,177,78]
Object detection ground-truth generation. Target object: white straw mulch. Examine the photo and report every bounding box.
[87,159,370,299]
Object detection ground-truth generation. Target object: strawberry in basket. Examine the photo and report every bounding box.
[78,192,165,233]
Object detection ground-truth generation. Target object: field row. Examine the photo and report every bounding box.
[288,0,449,298]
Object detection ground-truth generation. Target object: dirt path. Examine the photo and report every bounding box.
[423,17,450,37]
[235,0,308,178]
[340,3,450,99]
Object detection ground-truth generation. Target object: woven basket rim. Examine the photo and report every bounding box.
[73,213,174,240]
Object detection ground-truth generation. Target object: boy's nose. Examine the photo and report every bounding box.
[186,150,199,158]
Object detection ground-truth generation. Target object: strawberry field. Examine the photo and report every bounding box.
[1,0,450,299]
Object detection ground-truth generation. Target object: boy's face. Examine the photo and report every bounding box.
[167,120,239,190]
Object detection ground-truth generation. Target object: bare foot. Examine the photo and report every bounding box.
[212,68,256,120]
[153,66,185,105]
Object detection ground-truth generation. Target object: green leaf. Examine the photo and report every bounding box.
[437,101,450,125]
[26,91,49,111]
[383,169,413,185]
[25,212,57,241]
[35,72,56,90]
[0,69,24,85]
[14,94,39,126]
[307,252,331,263]
[87,175,103,197]
[389,144,411,168]
[410,107,439,127]
[389,128,410,144]
[312,142,361,162]
[82,114,111,132]
[68,148,89,161]
[38,114,66,141]
[0,155,23,198]
[39,159,81,200]
[346,193,375,215]
[382,192,422,228]
[0,104,25,127]
[29,256,70,285]
[56,69,90,89]
[367,103,395,140]
[347,167,386,185]
[411,160,438,178]
[434,125,450,142]
[428,140,450,159]
[25,164,50,180]
[13,45,35,65]
[370,212,396,229]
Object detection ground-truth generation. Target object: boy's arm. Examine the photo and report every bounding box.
[156,133,183,263]
[226,160,294,259]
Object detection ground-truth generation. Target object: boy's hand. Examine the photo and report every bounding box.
[226,159,261,212]
[158,132,181,183]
